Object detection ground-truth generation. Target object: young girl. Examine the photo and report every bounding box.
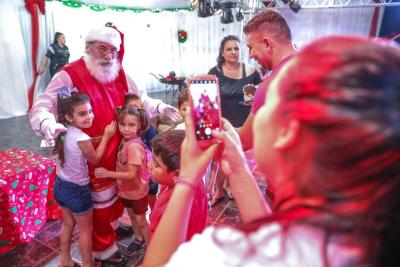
[54,90,116,267]
[124,93,159,210]
[94,105,151,256]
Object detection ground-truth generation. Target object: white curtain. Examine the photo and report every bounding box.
[0,0,380,119]
[44,2,244,91]
[280,8,378,48]
[0,1,33,119]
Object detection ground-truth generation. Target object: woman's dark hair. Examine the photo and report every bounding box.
[54,92,90,167]
[275,36,400,266]
[151,130,185,172]
[53,32,64,45]
[217,35,240,70]
[116,105,149,136]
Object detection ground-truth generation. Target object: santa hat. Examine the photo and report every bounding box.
[85,26,121,50]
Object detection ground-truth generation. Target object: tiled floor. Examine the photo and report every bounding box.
[0,91,266,267]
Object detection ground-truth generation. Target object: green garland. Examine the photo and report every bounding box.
[45,0,195,13]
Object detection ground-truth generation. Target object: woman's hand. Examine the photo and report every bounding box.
[212,119,248,178]
[94,167,110,178]
[103,121,117,140]
[179,108,220,186]
[243,84,256,106]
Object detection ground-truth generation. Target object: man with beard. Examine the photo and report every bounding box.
[237,9,297,151]
[30,25,179,266]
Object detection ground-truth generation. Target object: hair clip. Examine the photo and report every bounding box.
[57,87,78,100]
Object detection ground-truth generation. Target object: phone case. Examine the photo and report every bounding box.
[187,75,222,148]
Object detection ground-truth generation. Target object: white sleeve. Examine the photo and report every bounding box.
[29,71,74,135]
[166,226,242,267]
[126,74,162,118]
[76,129,91,142]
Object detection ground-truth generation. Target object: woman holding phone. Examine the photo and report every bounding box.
[143,35,400,267]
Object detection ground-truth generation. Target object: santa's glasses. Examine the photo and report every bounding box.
[92,43,118,57]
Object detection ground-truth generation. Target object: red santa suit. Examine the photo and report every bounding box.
[30,59,163,260]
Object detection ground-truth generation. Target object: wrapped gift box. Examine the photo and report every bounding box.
[0,148,60,254]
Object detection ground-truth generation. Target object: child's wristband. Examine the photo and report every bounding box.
[175,177,197,191]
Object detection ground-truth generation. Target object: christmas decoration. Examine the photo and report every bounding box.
[178,30,188,43]
[46,0,195,13]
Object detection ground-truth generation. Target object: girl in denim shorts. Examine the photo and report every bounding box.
[53,90,116,267]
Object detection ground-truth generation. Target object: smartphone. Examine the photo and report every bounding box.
[187,75,222,148]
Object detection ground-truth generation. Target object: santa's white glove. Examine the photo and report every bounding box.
[41,119,67,146]
[157,103,181,122]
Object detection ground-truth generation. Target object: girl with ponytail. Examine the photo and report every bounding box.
[54,90,116,267]
[94,105,152,255]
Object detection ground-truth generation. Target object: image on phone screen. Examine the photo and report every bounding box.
[190,80,221,141]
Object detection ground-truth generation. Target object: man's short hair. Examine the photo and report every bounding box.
[243,8,292,43]
[178,89,189,109]
[151,130,185,172]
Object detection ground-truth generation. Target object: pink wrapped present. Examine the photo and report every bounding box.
[0,148,60,254]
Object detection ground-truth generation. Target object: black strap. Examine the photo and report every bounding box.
[242,63,246,78]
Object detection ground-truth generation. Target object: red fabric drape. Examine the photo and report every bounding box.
[369,1,381,37]
[24,0,45,111]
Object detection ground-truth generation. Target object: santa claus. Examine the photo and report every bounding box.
[30,25,180,265]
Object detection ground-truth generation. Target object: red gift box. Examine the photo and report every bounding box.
[0,148,60,254]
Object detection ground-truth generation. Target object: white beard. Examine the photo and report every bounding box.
[84,54,121,84]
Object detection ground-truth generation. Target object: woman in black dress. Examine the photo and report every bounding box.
[208,35,261,128]
[208,35,262,206]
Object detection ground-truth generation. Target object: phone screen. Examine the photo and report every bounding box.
[189,79,221,142]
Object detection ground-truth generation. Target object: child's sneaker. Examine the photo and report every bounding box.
[125,238,145,256]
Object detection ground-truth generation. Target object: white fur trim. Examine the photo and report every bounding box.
[92,185,118,209]
[93,242,119,260]
[85,26,121,49]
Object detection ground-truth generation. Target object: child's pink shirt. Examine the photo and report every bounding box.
[116,137,149,200]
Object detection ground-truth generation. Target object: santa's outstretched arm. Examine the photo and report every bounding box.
[29,71,72,145]
[126,75,181,121]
